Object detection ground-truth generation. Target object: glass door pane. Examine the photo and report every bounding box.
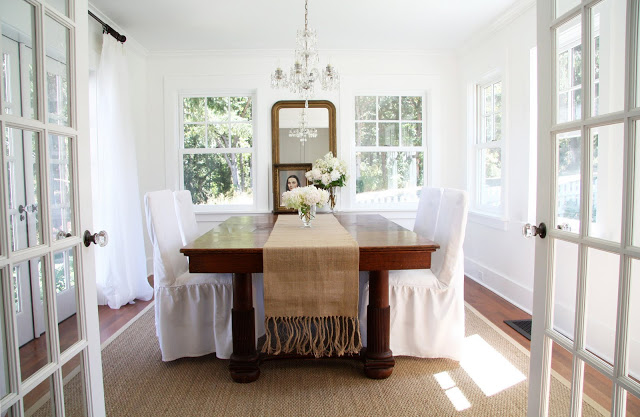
[556,131,582,233]
[585,248,619,365]
[45,15,70,126]
[24,375,55,416]
[0,0,38,119]
[55,246,79,354]
[62,351,87,416]
[49,134,74,241]
[591,0,626,116]
[588,124,624,242]
[0,269,10,400]
[633,120,640,247]
[556,16,582,124]
[556,0,580,18]
[629,260,640,385]
[6,127,43,251]
[553,239,579,340]
[14,257,50,381]
[48,0,69,18]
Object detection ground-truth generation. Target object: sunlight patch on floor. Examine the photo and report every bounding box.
[461,334,526,396]
[445,387,472,411]
[433,371,472,411]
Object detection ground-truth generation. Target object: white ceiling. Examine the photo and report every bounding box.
[88,0,526,53]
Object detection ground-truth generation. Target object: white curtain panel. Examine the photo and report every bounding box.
[94,34,153,308]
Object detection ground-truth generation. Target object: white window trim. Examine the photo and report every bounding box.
[350,91,428,211]
[177,91,258,212]
[468,73,507,220]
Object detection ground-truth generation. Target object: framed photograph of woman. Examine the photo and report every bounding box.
[273,163,312,213]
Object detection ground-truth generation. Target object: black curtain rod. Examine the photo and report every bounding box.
[88,10,126,43]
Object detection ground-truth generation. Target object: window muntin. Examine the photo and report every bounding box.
[353,95,425,206]
[473,80,504,214]
[180,95,254,207]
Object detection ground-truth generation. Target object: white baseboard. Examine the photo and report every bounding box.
[464,257,533,315]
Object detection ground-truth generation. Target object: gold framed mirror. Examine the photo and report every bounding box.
[271,100,337,165]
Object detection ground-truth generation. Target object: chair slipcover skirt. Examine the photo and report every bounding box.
[358,187,468,361]
[155,279,233,361]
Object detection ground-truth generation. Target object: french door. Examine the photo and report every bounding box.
[0,0,105,416]
[530,0,640,415]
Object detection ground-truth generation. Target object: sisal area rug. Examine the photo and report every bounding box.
[32,303,606,417]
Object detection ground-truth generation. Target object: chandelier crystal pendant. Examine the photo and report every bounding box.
[271,0,339,100]
[288,101,318,143]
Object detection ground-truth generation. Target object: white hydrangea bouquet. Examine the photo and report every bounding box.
[305,152,348,212]
[281,185,330,227]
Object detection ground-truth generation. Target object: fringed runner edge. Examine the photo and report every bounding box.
[262,316,362,358]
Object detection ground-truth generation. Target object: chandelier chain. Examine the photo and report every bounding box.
[271,0,339,141]
[305,0,308,32]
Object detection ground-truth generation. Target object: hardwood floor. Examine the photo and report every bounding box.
[16,276,638,415]
[19,297,153,412]
[465,277,640,416]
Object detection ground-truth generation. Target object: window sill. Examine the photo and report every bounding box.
[468,210,509,231]
[194,209,272,222]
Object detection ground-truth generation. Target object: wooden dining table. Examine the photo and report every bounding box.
[180,213,438,383]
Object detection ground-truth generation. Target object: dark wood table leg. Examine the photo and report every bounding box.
[229,272,260,383]
[364,270,395,379]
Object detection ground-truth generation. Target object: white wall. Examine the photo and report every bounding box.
[141,50,459,267]
[457,6,537,313]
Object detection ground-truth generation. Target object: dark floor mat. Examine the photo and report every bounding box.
[504,319,532,341]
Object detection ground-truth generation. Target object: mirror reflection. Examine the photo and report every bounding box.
[271,100,336,165]
[278,107,329,163]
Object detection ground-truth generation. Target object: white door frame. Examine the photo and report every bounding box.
[529,0,640,415]
[0,0,105,415]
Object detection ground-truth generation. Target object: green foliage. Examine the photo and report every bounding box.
[183,153,252,205]
[356,152,424,194]
[484,149,501,179]
[355,96,376,120]
[182,96,253,205]
[572,45,582,86]
[54,251,74,293]
[355,122,376,146]
[378,123,399,146]
[558,50,569,91]
[401,96,422,120]
[558,136,581,175]
[402,123,422,146]
[378,96,399,120]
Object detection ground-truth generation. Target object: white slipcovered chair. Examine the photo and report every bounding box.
[144,190,233,361]
[358,187,469,360]
[172,190,265,339]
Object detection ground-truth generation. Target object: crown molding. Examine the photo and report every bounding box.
[87,2,149,57]
[457,0,536,56]
[147,48,453,59]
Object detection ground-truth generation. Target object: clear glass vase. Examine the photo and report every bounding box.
[298,204,316,227]
[328,187,337,213]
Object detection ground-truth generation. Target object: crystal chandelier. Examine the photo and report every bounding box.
[288,102,318,143]
[271,0,339,100]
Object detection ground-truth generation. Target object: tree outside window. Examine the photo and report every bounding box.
[180,96,254,206]
[474,80,504,214]
[354,95,425,206]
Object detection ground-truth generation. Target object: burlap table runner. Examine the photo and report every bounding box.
[262,214,361,357]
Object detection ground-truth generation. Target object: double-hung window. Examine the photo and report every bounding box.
[353,95,425,207]
[473,80,504,215]
[180,95,254,208]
